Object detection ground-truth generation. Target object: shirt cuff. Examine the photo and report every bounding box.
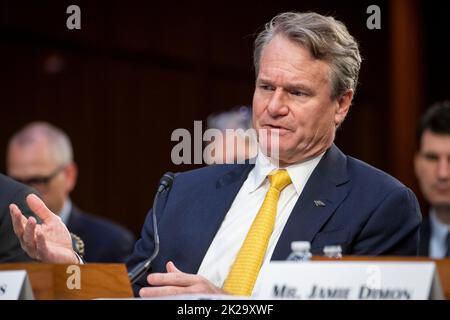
[74,251,84,264]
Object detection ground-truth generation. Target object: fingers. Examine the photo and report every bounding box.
[143,266,225,297]
[139,285,188,298]
[143,262,224,297]
[35,228,48,261]
[26,194,55,223]
[166,261,182,273]
[22,216,38,257]
[147,271,198,287]
[147,262,188,287]
[10,204,41,259]
[9,204,27,238]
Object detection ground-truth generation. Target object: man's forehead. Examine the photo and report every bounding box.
[421,131,450,153]
[257,65,331,94]
[9,139,55,164]
[258,37,331,84]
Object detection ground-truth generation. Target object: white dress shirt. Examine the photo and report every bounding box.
[429,210,450,259]
[197,150,324,295]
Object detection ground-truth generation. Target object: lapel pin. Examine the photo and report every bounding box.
[314,200,326,207]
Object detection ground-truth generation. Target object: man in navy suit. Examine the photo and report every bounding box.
[10,12,421,297]
[7,122,135,262]
[415,102,450,258]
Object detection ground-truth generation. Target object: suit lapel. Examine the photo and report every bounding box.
[272,145,351,260]
[66,205,81,231]
[183,164,254,274]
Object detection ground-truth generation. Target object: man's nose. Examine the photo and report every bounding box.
[267,89,289,117]
[437,157,450,180]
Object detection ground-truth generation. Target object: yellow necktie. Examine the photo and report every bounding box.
[223,169,292,295]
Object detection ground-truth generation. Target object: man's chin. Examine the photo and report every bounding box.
[258,143,288,158]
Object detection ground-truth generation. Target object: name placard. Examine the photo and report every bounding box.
[0,270,34,300]
[257,261,443,300]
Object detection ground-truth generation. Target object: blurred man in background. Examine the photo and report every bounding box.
[205,106,258,164]
[415,102,450,258]
[7,122,135,262]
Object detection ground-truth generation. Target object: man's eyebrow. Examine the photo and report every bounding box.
[255,78,273,85]
[284,83,314,93]
[255,77,316,95]
[256,78,312,89]
[422,151,439,156]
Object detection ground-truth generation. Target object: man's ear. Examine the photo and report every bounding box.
[334,90,354,126]
[64,162,78,193]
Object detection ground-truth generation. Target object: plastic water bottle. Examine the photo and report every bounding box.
[323,245,342,259]
[287,241,312,261]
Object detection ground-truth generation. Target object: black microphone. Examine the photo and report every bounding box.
[128,172,175,284]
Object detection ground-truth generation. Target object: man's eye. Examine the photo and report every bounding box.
[260,85,274,91]
[424,154,438,161]
[290,90,306,97]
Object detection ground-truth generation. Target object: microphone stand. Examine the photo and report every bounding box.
[128,173,174,284]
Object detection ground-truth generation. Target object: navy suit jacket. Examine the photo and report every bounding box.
[67,206,136,263]
[127,145,422,292]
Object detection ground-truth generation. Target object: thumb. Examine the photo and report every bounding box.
[166,261,182,273]
[26,194,55,223]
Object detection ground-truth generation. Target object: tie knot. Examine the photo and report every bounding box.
[268,170,292,192]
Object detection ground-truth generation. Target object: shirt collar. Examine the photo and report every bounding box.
[248,149,325,194]
[430,209,450,242]
[59,199,73,225]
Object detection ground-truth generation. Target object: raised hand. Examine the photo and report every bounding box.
[10,194,78,264]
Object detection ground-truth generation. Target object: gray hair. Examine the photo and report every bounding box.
[9,122,73,166]
[254,12,362,99]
